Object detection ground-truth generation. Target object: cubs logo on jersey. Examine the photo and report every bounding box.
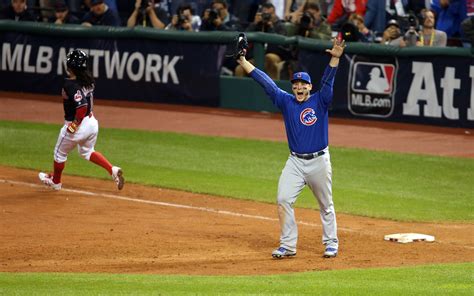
[348,56,398,118]
[300,108,317,126]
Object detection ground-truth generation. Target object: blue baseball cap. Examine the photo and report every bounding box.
[291,72,311,84]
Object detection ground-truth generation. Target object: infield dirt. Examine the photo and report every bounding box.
[0,92,473,275]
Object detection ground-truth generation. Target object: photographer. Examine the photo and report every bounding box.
[288,2,331,40]
[414,9,447,47]
[402,13,420,47]
[165,3,201,31]
[127,0,169,29]
[200,0,241,31]
[235,3,288,79]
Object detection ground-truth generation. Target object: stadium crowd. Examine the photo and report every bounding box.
[1,0,473,78]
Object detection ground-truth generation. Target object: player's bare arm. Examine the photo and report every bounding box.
[237,50,255,74]
[325,38,346,67]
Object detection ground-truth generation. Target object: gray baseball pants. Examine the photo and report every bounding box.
[276,147,338,252]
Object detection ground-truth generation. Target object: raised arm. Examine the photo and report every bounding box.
[237,53,284,103]
[325,38,345,68]
[319,38,346,107]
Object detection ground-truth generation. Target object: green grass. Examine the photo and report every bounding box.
[0,120,473,222]
[0,263,472,295]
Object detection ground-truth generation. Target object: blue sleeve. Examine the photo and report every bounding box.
[318,65,338,109]
[364,0,376,29]
[250,68,287,108]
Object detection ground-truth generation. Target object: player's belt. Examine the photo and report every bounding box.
[291,150,325,160]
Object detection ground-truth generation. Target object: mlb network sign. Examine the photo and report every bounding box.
[348,57,397,118]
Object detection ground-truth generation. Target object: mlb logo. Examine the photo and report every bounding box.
[351,62,395,95]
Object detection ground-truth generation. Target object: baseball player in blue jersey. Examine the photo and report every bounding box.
[236,38,345,259]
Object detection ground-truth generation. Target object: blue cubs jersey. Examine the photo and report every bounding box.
[250,66,337,154]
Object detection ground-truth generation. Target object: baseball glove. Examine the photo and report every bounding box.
[227,32,248,60]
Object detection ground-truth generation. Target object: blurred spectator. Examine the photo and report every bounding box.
[230,0,259,28]
[200,0,241,31]
[284,0,306,22]
[169,0,208,19]
[127,0,168,28]
[0,0,37,21]
[431,0,467,37]
[69,0,118,17]
[467,0,474,16]
[320,0,335,17]
[364,0,406,35]
[405,0,431,18]
[326,0,367,30]
[287,1,332,40]
[165,3,201,31]
[82,0,121,26]
[414,9,448,46]
[381,18,407,46]
[84,0,117,11]
[38,0,54,20]
[364,0,386,34]
[343,13,375,42]
[235,2,288,79]
[49,0,80,24]
[461,15,474,45]
[270,0,286,19]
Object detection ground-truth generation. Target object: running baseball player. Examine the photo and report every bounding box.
[38,49,124,191]
[235,35,345,258]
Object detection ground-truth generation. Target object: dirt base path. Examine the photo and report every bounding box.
[0,92,473,275]
[1,167,473,275]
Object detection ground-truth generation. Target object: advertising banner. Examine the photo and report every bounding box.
[0,32,225,106]
[298,49,474,128]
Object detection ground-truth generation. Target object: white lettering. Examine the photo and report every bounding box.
[1,43,23,72]
[126,52,145,82]
[89,49,104,78]
[36,46,53,74]
[468,66,474,121]
[403,62,442,118]
[440,67,460,120]
[162,55,180,84]
[56,47,69,75]
[351,94,391,107]
[23,45,35,73]
[145,54,162,82]
[104,50,129,79]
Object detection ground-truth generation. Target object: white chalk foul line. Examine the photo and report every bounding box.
[0,179,335,230]
[2,179,474,250]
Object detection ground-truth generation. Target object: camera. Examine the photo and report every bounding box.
[408,14,417,28]
[261,12,271,23]
[177,14,187,27]
[299,12,314,31]
[401,14,419,46]
[140,0,150,12]
[340,22,359,42]
[207,9,219,24]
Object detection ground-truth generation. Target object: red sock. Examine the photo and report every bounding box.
[53,161,65,184]
[89,151,113,175]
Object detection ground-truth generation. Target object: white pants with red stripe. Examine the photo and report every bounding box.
[53,115,98,163]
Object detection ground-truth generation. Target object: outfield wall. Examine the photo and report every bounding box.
[0,20,473,128]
